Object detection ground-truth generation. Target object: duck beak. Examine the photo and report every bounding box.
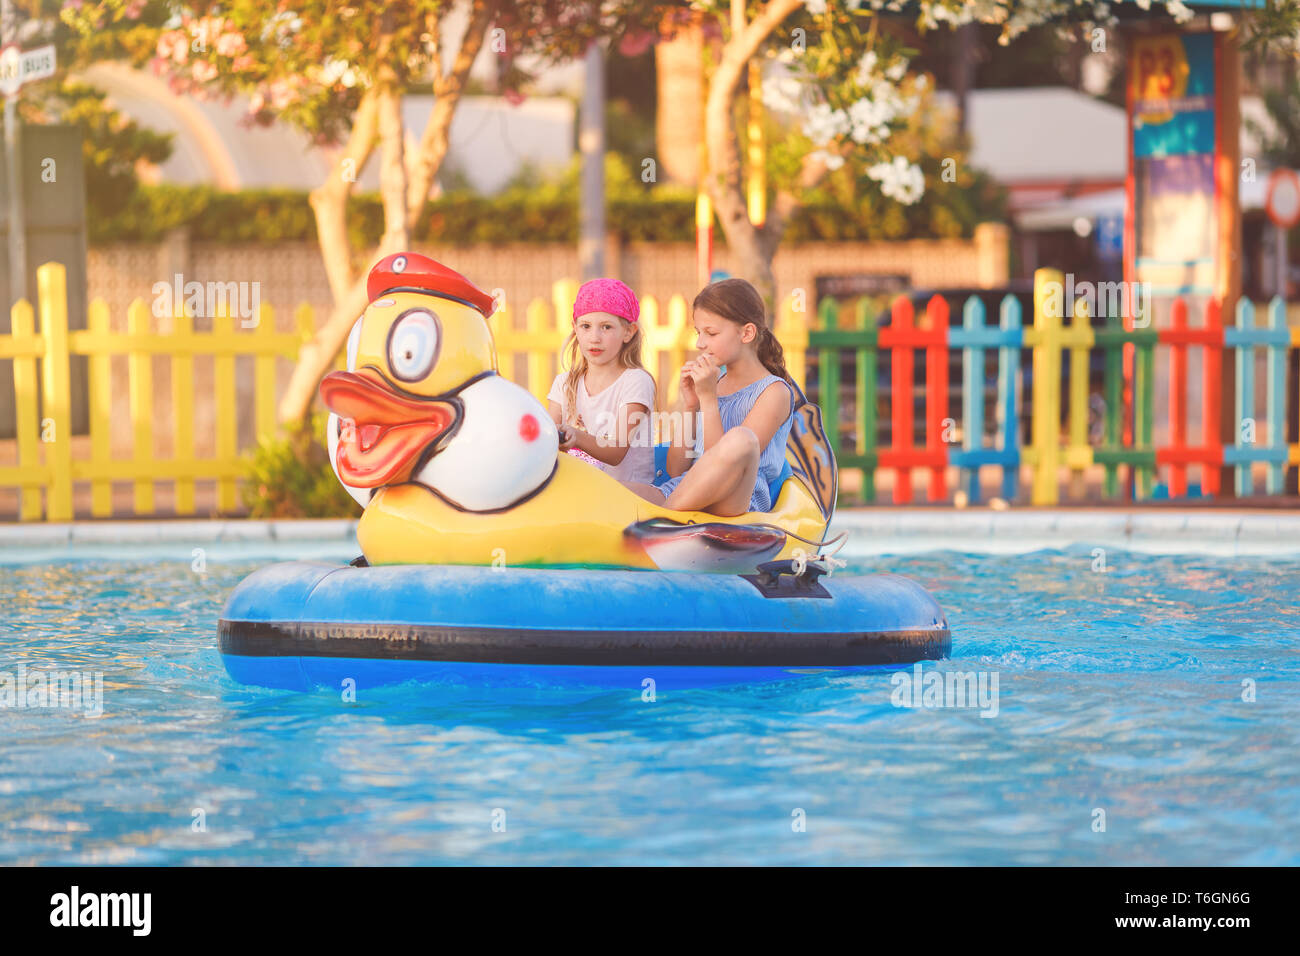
[319,369,457,488]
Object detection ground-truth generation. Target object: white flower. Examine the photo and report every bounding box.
[762,74,805,114]
[805,0,828,14]
[867,156,925,204]
[855,50,878,86]
[847,96,888,144]
[803,102,851,145]
[320,58,350,85]
[811,149,845,171]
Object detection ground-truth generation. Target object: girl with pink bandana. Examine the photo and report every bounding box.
[546,279,657,485]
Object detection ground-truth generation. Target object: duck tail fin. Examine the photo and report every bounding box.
[785,400,838,523]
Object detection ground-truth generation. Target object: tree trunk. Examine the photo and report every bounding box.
[279,90,380,425]
[406,0,492,227]
[375,84,411,252]
[654,19,704,184]
[307,90,378,305]
[702,0,803,316]
[277,4,494,427]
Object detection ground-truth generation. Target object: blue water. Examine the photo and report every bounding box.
[1,545,1298,865]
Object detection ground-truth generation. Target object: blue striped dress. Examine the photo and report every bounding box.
[658,372,796,512]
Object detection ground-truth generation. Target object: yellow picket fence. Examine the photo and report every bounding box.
[1,263,317,521]
[0,263,808,522]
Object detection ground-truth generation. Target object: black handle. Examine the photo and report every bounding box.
[753,558,827,590]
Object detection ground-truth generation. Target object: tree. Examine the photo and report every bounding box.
[1244,71,1300,169]
[690,0,1300,313]
[61,0,662,427]
[55,0,1300,422]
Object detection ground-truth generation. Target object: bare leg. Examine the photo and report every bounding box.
[622,480,667,504]
[663,427,760,516]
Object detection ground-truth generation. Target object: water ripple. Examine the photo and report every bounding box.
[0,549,1297,864]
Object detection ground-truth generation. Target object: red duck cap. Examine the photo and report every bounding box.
[367,253,496,318]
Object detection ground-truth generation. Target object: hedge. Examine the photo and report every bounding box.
[88,181,1004,247]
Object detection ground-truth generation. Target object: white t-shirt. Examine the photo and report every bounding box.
[547,367,656,484]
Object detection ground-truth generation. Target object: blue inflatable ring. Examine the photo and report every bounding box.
[218,561,951,691]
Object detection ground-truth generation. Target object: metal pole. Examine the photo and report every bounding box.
[2,0,27,305]
[1277,222,1288,300]
[695,33,711,290]
[578,41,605,282]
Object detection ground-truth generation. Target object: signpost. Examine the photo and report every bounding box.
[0,5,85,445]
[1126,32,1222,304]
[1124,26,1240,498]
[2,0,55,306]
[0,42,56,97]
[1265,167,1299,299]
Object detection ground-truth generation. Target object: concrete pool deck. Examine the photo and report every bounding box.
[832,508,1300,557]
[2,508,1299,560]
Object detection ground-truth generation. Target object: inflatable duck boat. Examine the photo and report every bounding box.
[218,254,951,690]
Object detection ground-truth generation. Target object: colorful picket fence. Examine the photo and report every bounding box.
[809,267,1300,505]
[2,262,1298,521]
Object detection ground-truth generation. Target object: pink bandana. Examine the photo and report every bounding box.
[573,278,640,324]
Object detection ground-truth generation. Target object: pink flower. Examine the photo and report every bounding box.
[618,31,655,57]
[216,33,247,57]
[503,88,527,107]
[191,60,218,84]
[156,31,180,59]
[268,79,294,109]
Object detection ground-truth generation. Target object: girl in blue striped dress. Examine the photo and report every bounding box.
[622,278,798,517]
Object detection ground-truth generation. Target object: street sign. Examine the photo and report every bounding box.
[1127,32,1221,300]
[1265,168,1300,230]
[0,43,56,98]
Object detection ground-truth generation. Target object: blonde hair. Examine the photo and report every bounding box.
[559,316,652,425]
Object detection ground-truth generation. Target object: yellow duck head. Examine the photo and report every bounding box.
[320,253,558,512]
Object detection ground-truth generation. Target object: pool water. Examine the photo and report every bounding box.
[1,545,1297,865]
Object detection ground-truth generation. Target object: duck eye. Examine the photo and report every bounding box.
[345,316,363,372]
[387,310,440,382]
